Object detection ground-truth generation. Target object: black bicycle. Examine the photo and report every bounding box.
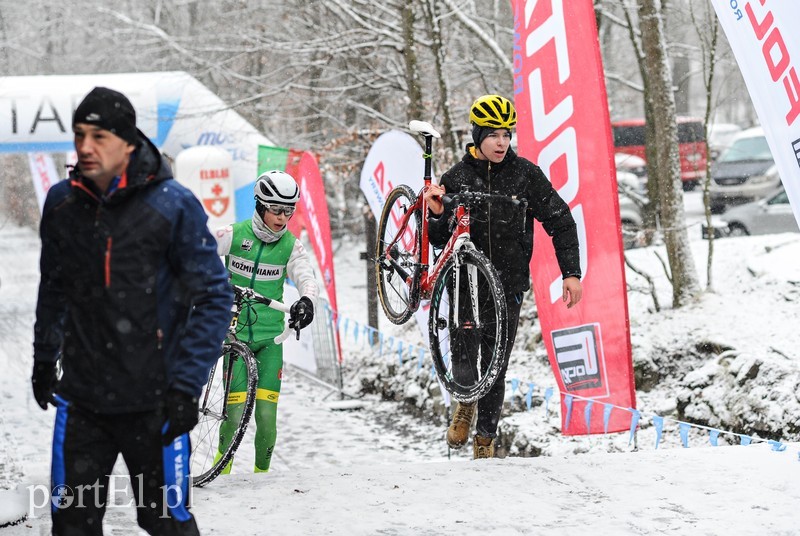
[190,285,294,486]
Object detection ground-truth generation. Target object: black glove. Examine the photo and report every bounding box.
[162,389,199,446]
[289,296,314,331]
[31,361,58,410]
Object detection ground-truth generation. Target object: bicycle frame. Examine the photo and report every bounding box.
[382,132,480,310]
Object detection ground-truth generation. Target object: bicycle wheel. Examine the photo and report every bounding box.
[191,341,257,487]
[375,184,421,324]
[428,248,508,403]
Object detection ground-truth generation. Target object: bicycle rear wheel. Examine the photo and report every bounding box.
[375,185,421,324]
[428,248,508,403]
[191,341,257,487]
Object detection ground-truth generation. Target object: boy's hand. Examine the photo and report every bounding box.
[562,277,583,309]
[289,297,314,330]
[424,184,446,216]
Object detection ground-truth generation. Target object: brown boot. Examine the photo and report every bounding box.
[446,402,476,448]
[473,434,495,459]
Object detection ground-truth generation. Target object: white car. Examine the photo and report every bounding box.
[615,152,647,189]
[708,122,743,161]
[617,170,646,249]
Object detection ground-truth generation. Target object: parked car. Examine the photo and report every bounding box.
[708,122,743,161]
[611,117,707,191]
[617,170,646,249]
[709,127,779,214]
[615,152,647,190]
[721,187,798,236]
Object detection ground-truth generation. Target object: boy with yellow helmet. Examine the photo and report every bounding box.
[424,94,582,459]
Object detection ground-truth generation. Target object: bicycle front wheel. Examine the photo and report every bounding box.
[191,341,257,487]
[375,185,421,324]
[428,248,508,403]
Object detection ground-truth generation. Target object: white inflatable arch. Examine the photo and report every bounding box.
[0,71,271,222]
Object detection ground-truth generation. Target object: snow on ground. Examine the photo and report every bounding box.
[2,191,800,534]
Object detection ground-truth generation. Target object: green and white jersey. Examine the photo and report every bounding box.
[218,219,318,342]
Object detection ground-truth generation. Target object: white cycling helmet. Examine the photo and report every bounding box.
[254,170,300,207]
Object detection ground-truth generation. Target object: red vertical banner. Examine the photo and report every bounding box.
[511,0,635,434]
[284,150,342,363]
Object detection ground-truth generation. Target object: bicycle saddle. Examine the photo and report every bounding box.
[409,120,441,139]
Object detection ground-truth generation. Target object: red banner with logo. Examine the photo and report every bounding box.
[511,0,635,434]
[284,150,342,363]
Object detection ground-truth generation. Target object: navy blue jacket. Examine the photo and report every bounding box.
[33,133,233,413]
[428,146,581,295]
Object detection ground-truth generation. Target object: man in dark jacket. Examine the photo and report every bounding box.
[31,86,233,535]
[424,94,582,459]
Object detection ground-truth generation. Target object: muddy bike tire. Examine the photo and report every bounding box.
[190,341,257,487]
[375,185,422,325]
[428,248,508,403]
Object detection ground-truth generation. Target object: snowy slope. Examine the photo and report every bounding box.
[2,189,800,534]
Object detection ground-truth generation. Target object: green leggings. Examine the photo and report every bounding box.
[219,339,283,472]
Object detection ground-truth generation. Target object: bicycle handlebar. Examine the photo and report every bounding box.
[441,191,527,209]
[232,285,298,343]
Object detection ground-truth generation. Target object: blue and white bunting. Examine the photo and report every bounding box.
[584,400,594,432]
[679,422,690,448]
[603,403,613,434]
[652,415,664,449]
[326,307,800,462]
[564,395,574,430]
[526,383,533,411]
[628,409,640,446]
[544,387,554,416]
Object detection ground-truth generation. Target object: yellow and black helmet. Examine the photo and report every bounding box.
[469,94,517,129]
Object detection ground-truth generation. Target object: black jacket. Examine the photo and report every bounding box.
[33,133,233,413]
[428,145,581,295]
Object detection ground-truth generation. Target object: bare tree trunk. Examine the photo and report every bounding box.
[638,0,699,308]
[362,206,379,329]
[672,53,691,116]
[422,0,459,158]
[621,4,660,241]
[402,2,423,122]
[690,3,719,292]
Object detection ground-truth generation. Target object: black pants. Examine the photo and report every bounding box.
[451,291,522,438]
[50,398,199,536]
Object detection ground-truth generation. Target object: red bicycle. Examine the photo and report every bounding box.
[375,120,525,402]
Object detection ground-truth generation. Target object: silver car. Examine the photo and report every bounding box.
[710,127,780,213]
[721,187,799,236]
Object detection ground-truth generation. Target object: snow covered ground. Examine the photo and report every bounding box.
[2,191,800,534]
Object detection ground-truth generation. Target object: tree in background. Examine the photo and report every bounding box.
[0,0,752,306]
[636,0,700,307]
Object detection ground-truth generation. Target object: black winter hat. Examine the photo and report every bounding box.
[73,87,139,146]
[471,124,512,148]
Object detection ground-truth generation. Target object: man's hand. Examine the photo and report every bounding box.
[162,389,199,446]
[562,277,583,309]
[424,184,446,216]
[289,296,314,331]
[31,361,58,410]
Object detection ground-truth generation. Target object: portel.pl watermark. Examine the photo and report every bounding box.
[25,475,192,519]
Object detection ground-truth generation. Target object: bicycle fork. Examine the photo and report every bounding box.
[453,245,482,332]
